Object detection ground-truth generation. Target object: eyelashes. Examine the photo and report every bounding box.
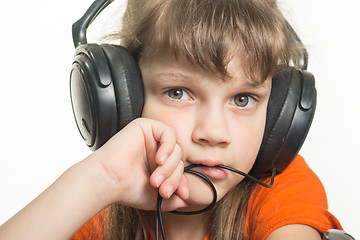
[164,88,258,110]
[166,89,191,101]
[230,94,257,108]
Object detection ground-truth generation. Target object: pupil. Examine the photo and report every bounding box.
[236,95,248,107]
[170,89,183,99]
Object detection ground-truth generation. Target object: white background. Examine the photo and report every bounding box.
[0,0,359,238]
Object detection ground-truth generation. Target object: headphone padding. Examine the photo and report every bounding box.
[275,70,316,170]
[251,68,303,177]
[101,44,144,130]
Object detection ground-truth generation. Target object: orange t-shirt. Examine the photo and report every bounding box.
[246,155,342,239]
[71,155,342,240]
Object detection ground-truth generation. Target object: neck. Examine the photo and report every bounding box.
[160,211,208,240]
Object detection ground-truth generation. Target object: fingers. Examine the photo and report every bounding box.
[161,192,189,211]
[137,118,189,207]
[174,175,189,201]
[153,171,190,212]
[158,176,190,211]
[149,120,177,166]
[150,144,189,200]
[158,160,186,199]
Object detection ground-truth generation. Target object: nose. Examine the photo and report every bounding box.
[192,105,232,146]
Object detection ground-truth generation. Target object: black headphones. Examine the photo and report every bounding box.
[70,0,316,178]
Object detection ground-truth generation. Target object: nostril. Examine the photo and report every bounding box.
[192,125,232,146]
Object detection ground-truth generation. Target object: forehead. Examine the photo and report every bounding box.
[139,51,269,87]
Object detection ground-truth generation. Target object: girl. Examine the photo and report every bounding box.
[0,0,342,239]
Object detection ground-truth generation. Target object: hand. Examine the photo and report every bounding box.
[93,118,189,211]
[0,118,189,240]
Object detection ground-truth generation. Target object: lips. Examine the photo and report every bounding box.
[197,166,228,179]
[187,159,228,180]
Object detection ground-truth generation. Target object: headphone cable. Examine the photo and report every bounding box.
[155,164,277,240]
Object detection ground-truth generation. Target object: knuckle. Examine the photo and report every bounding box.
[167,127,176,137]
[178,160,185,169]
[174,143,183,154]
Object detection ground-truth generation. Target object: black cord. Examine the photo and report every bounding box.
[155,164,277,240]
[155,194,165,240]
[215,164,276,188]
[171,168,218,215]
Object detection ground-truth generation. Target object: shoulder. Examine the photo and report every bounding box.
[265,224,322,240]
[247,155,342,240]
[263,155,327,206]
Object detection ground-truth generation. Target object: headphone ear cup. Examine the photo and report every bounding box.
[70,44,143,151]
[250,68,316,177]
[100,44,144,130]
[70,44,118,151]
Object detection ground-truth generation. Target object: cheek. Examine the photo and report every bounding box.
[142,99,192,144]
[231,111,266,170]
[141,96,169,121]
[141,103,154,119]
[141,94,153,118]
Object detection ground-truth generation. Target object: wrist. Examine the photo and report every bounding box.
[76,152,118,208]
[83,148,132,206]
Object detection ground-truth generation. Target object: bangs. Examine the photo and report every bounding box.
[120,0,292,83]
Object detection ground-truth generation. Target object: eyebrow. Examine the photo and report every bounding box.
[152,71,194,83]
[151,70,270,91]
[223,72,271,91]
[240,80,270,90]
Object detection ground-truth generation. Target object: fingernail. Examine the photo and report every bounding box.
[184,187,189,200]
[160,154,168,165]
[166,185,174,198]
[155,175,165,188]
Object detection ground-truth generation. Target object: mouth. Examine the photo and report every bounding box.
[186,159,228,180]
[195,166,228,180]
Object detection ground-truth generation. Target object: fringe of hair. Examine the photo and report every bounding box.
[105,0,303,83]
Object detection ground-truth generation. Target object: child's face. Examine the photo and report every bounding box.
[140,53,271,208]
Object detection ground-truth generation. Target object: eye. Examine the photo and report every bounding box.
[166,88,190,100]
[230,94,256,108]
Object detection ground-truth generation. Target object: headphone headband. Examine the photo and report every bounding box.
[285,22,308,70]
[72,0,309,71]
[72,0,114,48]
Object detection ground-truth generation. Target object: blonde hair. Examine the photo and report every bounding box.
[104,180,257,240]
[104,0,299,239]
[109,0,301,82]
